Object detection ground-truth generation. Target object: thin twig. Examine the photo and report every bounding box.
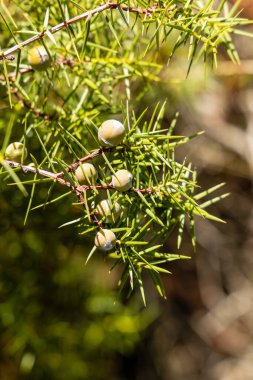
[2,154,158,231]
[5,159,73,186]
[0,3,110,59]
[0,2,159,60]
[2,157,155,230]
[67,146,121,172]
[109,3,158,15]
[4,68,34,80]
[3,159,156,194]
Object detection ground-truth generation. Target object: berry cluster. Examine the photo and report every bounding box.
[73,120,132,251]
[4,119,133,252]
[2,46,226,300]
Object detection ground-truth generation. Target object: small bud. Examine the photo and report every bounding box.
[5,142,27,163]
[28,45,51,71]
[96,199,121,223]
[112,169,133,192]
[95,229,117,251]
[75,163,98,185]
[98,120,125,147]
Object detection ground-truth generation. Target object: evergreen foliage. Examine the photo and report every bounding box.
[0,0,250,301]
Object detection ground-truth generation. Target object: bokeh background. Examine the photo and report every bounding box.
[1,1,253,379]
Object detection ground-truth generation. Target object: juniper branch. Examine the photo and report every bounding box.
[3,159,107,229]
[0,2,159,60]
[3,158,155,194]
[67,146,124,172]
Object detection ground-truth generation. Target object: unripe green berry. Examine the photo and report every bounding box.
[98,120,125,147]
[96,199,121,223]
[112,169,133,192]
[95,229,117,251]
[75,163,98,185]
[28,45,51,71]
[5,142,27,163]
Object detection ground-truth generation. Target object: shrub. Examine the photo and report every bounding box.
[0,1,249,302]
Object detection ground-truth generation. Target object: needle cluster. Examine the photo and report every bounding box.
[0,0,246,301]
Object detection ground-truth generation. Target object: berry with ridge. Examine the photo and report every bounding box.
[28,45,51,71]
[112,169,133,192]
[96,199,121,223]
[5,142,27,163]
[75,163,98,185]
[95,229,117,251]
[98,120,125,147]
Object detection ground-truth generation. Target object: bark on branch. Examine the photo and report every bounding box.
[0,2,158,60]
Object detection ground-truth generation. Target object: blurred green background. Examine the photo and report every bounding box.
[1,2,253,379]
